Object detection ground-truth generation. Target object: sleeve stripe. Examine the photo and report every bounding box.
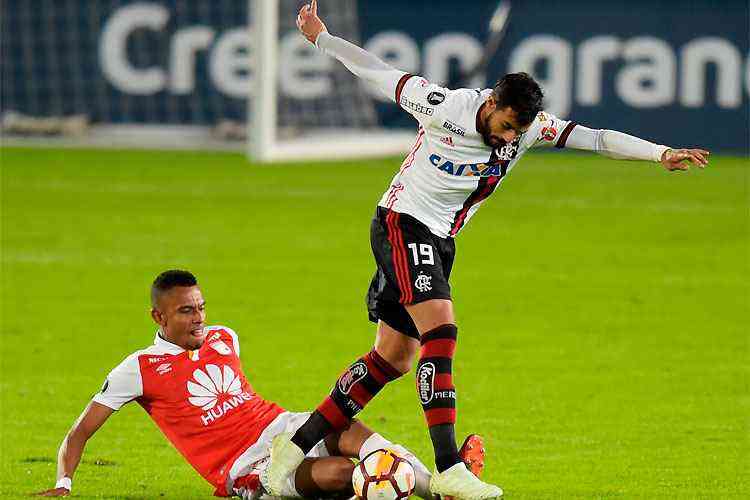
[555,122,578,149]
[395,74,415,103]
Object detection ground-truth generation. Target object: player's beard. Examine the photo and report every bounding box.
[186,337,204,350]
[481,112,507,149]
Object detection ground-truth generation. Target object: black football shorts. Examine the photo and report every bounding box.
[366,207,455,339]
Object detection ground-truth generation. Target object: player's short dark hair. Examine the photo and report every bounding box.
[151,269,198,307]
[492,72,544,127]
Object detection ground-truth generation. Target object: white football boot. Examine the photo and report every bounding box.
[429,462,503,499]
[261,433,305,496]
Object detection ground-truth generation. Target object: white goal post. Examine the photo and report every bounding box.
[248,0,414,162]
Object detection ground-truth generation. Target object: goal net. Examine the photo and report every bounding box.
[251,0,413,161]
[0,0,414,159]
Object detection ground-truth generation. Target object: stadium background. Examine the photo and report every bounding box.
[1,0,747,498]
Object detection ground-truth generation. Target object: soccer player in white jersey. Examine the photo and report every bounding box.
[266,2,711,499]
[34,270,444,499]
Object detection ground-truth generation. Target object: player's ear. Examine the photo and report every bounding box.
[486,94,497,112]
[150,307,165,326]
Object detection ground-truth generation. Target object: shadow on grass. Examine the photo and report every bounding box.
[21,457,117,466]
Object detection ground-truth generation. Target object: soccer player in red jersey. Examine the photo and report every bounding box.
[33,270,437,499]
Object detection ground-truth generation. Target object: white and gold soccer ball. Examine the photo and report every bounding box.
[352,449,416,500]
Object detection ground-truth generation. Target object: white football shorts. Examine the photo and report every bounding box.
[226,412,330,499]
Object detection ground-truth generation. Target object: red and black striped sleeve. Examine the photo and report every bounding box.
[395,73,415,103]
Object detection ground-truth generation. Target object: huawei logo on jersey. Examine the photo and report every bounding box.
[187,364,253,426]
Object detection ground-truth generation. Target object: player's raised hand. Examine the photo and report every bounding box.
[31,487,70,497]
[296,0,327,44]
[660,148,710,172]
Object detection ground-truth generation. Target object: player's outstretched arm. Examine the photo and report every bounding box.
[296,0,407,103]
[657,147,710,172]
[296,0,327,44]
[560,123,710,172]
[33,402,114,496]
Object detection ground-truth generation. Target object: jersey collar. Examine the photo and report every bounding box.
[153,330,186,354]
[475,89,493,135]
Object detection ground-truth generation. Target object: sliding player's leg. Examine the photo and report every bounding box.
[325,419,433,500]
[293,457,356,498]
[260,414,432,499]
[316,419,491,500]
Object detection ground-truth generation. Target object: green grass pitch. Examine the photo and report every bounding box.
[1,147,747,499]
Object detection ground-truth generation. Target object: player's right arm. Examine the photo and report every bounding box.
[35,354,142,496]
[297,1,444,122]
[34,402,115,496]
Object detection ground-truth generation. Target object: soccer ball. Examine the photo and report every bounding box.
[352,449,416,500]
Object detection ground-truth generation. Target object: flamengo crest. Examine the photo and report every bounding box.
[415,272,432,292]
[495,137,521,160]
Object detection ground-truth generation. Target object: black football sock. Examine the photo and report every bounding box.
[430,423,461,472]
[417,324,461,472]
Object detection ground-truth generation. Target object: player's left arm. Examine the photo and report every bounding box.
[296,1,407,103]
[530,113,710,171]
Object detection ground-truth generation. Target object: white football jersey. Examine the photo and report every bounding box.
[379,75,576,238]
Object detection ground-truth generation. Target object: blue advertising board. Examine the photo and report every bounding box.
[1,0,747,152]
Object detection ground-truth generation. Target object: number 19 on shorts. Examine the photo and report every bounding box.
[407,243,434,265]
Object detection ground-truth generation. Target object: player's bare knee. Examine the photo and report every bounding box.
[375,346,414,375]
[375,322,419,374]
[406,299,455,333]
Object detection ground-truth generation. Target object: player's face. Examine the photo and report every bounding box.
[151,286,207,351]
[482,103,528,149]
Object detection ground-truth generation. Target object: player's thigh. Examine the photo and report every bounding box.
[372,208,452,305]
[374,320,419,374]
[405,298,455,334]
[325,419,375,458]
[294,457,354,497]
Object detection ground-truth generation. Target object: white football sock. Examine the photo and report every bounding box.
[358,432,391,460]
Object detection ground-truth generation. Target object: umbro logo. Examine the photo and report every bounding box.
[156,363,172,375]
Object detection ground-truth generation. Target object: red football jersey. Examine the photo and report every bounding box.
[93,326,285,495]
